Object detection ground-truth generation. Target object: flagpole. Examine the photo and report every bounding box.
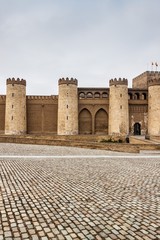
[151,62,154,71]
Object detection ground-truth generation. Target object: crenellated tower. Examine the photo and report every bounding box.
[109,78,129,135]
[5,78,26,135]
[57,78,78,135]
[148,78,160,136]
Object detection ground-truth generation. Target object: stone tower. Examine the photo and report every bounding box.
[5,78,26,135]
[148,78,160,136]
[58,78,78,135]
[109,78,129,135]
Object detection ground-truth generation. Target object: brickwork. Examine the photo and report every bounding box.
[27,97,58,134]
[129,105,148,135]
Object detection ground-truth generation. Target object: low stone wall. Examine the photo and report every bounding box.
[129,136,150,144]
[0,135,139,153]
[1,134,160,153]
[150,135,160,143]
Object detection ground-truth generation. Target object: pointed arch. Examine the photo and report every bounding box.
[79,108,92,134]
[95,108,108,134]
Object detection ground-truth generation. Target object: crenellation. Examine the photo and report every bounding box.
[109,78,128,86]
[27,95,58,100]
[148,78,160,87]
[132,71,160,89]
[7,78,26,86]
[58,78,78,86]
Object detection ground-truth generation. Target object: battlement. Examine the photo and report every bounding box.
[132,71,160,89]
[148,78,160,87]
[27,95,58,100]
[109,78,128,86]
[133,71,160,80]
[58,77,78,86]
[6,78,26,86]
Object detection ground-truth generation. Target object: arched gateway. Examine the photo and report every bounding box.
[79,109,92,134]
[95,109,108,134]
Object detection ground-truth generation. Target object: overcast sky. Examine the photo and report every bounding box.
[0,0,160,95]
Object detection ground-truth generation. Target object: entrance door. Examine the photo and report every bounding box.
[134,123,141,135]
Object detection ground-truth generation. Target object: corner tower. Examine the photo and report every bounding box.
[148,78,160,136]
[58,78,78,135]
[5,78,26,135]
[109,78,129,135]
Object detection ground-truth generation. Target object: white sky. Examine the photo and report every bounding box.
[0,0,160,95]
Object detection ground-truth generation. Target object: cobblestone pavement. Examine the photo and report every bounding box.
[0,144,160,240]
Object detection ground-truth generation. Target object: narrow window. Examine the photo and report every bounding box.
[12,105,14,108]
[11,116,13,120]
[120,94,122,97]
[12,93,14,97]
[120,105,122,109]
[67,116,68,120]
[67,105,68,108]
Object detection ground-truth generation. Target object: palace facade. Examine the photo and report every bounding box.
[0,71,160,137]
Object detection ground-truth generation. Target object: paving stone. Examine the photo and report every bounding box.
[0,143,159,240]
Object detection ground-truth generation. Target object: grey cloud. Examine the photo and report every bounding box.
[0,0,160,94]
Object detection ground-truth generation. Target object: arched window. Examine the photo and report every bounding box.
[94,92,100,98]
[142,93,147,100]
[86,92,93,98]
[79,92,85,99]
[102,92,108,98]
[128,93,133,100]
[134,93,140,100]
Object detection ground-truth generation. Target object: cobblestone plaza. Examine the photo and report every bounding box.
[0,144,160,240]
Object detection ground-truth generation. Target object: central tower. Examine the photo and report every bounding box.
[58,78,78,135]
[109,78,129,135]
